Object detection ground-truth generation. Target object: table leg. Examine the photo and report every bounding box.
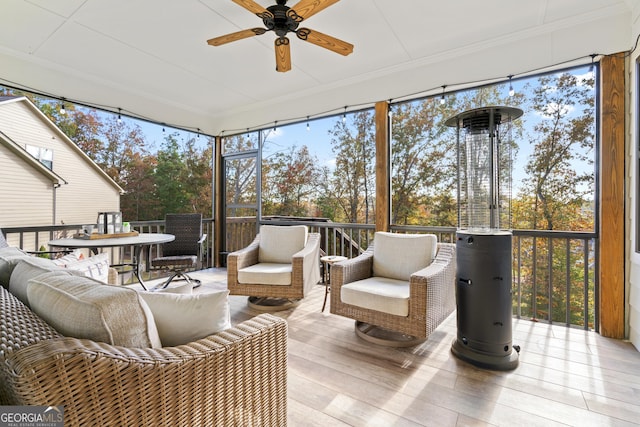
[322,262,330,312]
[133,245,148,290]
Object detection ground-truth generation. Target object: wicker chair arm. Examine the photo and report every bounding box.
[409,243,457,324]
[410,243,456,283]
[291,232,320,261]
[227,234,260,271]
[2,313,288,426]
[292,233,321,293]
[331,248,374,286]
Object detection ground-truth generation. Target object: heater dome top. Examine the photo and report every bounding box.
[444,106,523,129]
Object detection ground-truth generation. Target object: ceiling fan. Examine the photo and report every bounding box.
[207,0,354,72]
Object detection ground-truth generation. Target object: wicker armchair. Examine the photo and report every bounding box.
[151,213,206,288]
[330,232,456,346]
[227,225,321,310]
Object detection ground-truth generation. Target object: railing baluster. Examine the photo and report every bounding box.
[516,235,522,318]
[532,236,538,321]
[584,239,590,330]
[565,238,571,327]
[547,236,553,324]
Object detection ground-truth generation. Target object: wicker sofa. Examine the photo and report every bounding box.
[0,243,288,426]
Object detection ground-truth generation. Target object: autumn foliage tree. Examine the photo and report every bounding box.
[262,145,320,216]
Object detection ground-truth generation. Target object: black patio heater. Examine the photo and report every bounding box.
[445,106,522,370]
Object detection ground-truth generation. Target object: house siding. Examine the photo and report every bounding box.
[0,99,121,228]
[0,142,54,248]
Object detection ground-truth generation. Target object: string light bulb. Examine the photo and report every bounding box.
[306,116,310,131]
[440,85,447,105]
[59,99,66,115]
[508,75,515,97]
[197,128,201,138]
[342,106,347,123]
[117,108,122,123]
[273,121,277,132]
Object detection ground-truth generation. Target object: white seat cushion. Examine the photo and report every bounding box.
[372,232,437,281]
[258,225,307,264]
[238,263,292,285]
[341,276,410,316]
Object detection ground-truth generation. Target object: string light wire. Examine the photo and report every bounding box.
[3,46,635,137]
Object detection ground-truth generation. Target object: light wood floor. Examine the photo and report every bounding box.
[157,269,640,426]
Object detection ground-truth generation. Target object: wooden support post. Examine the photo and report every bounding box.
[213,136,224,267]
[375,101,390,232]
[599,53,625,338]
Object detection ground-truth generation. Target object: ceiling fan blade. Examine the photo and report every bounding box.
[275,37,292,72]
[290,0,339,20]
[207,28,267,46]
[296,28,353,56]
[232,0,273,19]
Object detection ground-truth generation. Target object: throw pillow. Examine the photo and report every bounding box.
[51,249,85,267]
[0,246,29,286]
[65,253,110,283]
[138,289,231,347]
[9,257,76,307]
[150,282,194,294]
[27,272,162,348]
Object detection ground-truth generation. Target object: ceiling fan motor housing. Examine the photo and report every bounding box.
[265,2,301,37]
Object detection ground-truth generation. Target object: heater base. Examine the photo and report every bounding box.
[451,338,519,371]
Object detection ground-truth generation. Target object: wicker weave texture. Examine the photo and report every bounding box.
[227,233,321,300]
[0,286,288,426]
[330,242,456,339]
[162,213,203,257]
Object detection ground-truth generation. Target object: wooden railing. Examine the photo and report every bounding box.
[2,218,597,330]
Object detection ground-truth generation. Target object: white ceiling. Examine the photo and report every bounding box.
[0,0,638,136]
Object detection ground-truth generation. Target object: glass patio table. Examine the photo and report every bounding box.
[48,233,175,290]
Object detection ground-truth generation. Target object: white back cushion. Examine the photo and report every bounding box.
[258,225,307,264]
[9,257,76,307]
[372,232,437,281]
[27,272,161,348]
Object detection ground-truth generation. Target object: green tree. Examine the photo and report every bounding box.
[328,111,376,223]
[155,134,190,215]
[120,152,159,221]
[391,99,454,225]
[182,136,213,216]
